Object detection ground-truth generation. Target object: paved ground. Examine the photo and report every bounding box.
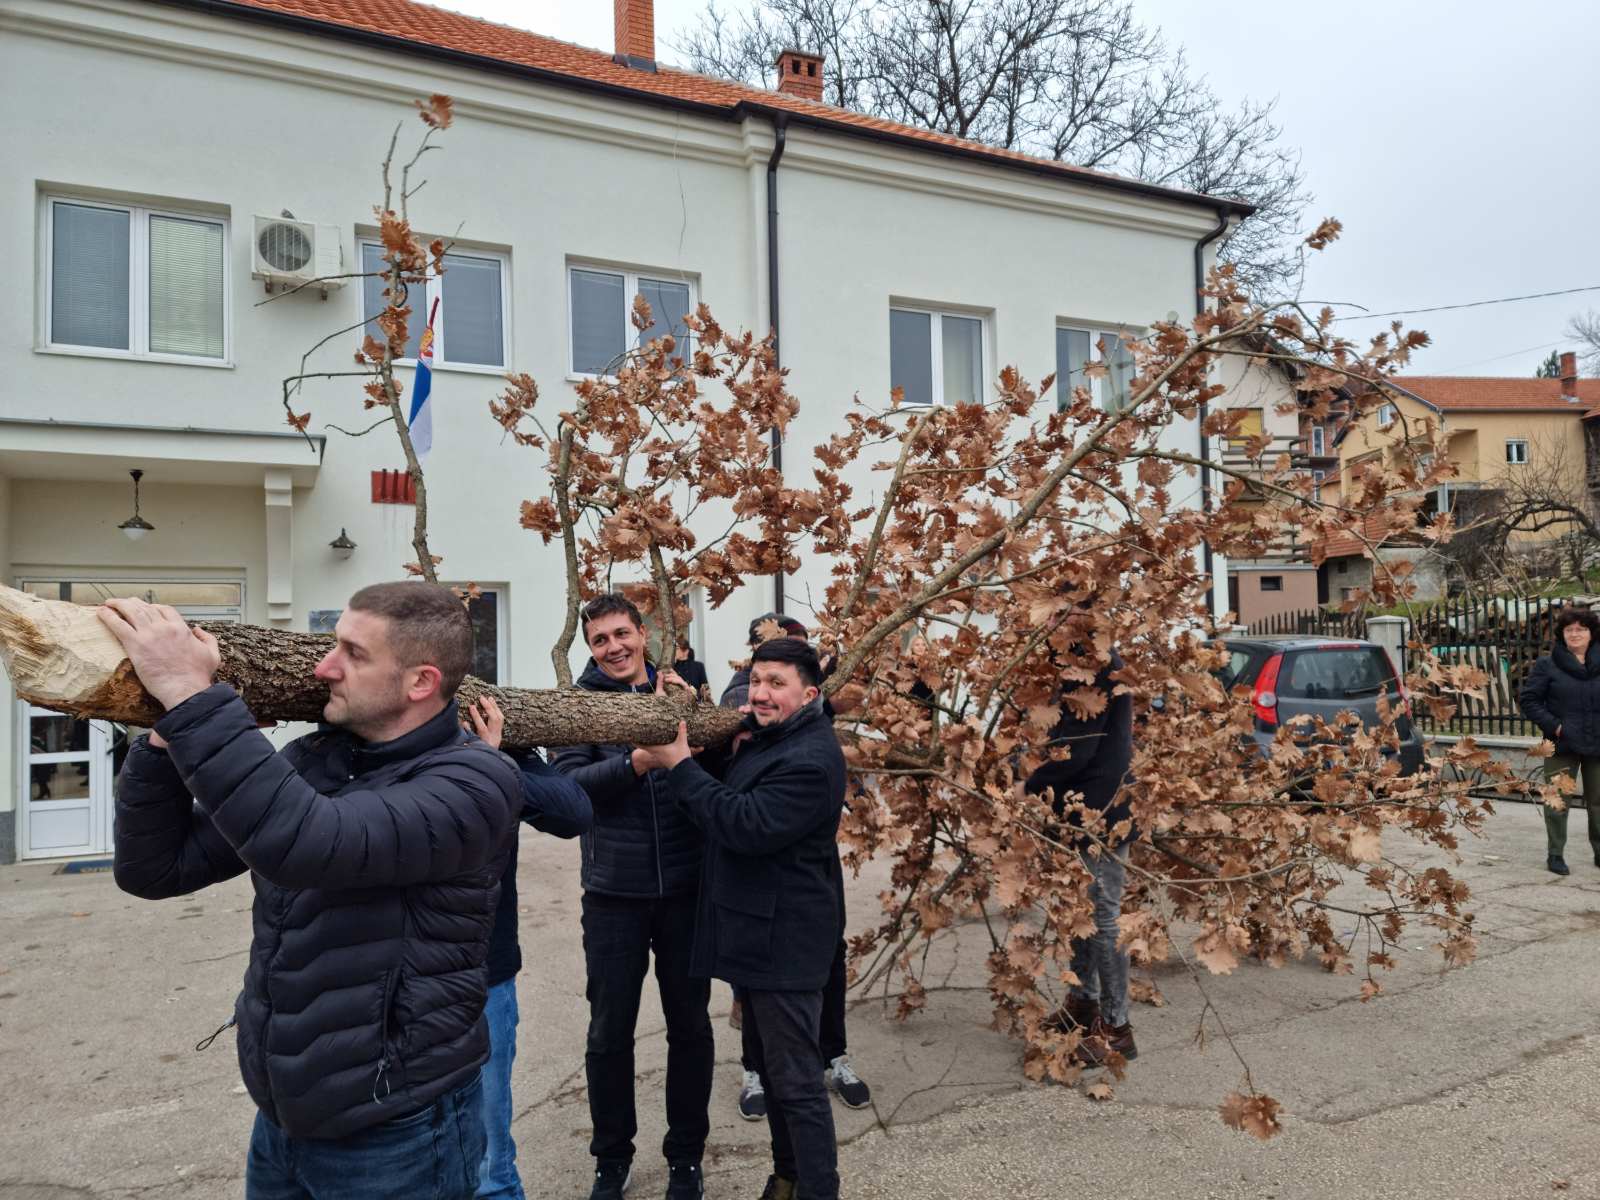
[1,800,1598,1199]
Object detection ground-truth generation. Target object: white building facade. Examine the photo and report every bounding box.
[0,0,1245,861]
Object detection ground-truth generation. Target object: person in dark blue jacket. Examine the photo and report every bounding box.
[103,583,523,1200]
[464,695,592,1200]
[1025,648,1136,1066]
[638,637,847,1200]
[1518,606,1600,874]
[551,594,712,1200]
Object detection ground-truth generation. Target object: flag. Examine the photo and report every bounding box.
[409,296,439,460]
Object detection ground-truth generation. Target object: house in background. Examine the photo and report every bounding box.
[0,0,1249,861]
[1321,352,1600,602]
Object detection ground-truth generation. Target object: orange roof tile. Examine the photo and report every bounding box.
[1390,376,1600,414]
[193,0,1250,214]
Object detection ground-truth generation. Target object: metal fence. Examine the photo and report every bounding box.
[1247,594,1575,737]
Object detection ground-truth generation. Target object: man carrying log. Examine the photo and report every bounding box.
[100,582,523,1200]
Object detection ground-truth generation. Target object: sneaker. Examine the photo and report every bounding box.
[1549,855,1571,876]
[738,1069,767,1121]
[825,1054,872,1109]
[589,1160,632,1200]
[665,1161,704,1200]
[757,1176,796,1200]
[1074,1017,1138,1066]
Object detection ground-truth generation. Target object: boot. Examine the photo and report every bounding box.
[1074,1017,1138,1065]
[1045,994,1099,1035]
[757,1176,796,1200]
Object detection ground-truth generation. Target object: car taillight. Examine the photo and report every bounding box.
[1380,647,1412,718]
[1251,653,1283,727]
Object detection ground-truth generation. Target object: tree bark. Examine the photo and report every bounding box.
[0,585,744,751]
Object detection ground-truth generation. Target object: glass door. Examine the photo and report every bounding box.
[14,577,244,860]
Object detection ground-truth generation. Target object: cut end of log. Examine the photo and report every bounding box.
[0,585,160,722]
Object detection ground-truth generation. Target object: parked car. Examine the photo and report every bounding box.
[1215,636,1423,776]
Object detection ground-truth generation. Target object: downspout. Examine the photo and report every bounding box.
[1194,208,1232,622]
[766,113,789,614]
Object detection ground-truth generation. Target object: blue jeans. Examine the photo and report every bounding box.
[246,1075,485,1200]
[1070,845,1130,1027]
[478,979,524,1199]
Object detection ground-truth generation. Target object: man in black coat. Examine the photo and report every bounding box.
[551,595,713,1200]
[639,637,847,1200]
[1024,648,1137,1066]
[104,582,523,1200]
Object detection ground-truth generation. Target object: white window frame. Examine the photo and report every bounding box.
[444,582,509,684]
[357,238,512,374]
[1056,323,1138,412]
[891,304,991,408]
[567,262,699,381]
[1505,439,1529,465]
[40,193,232,367]
[1377,403,1396,428]
[1311,425,1326,456]
[1312,468,1326,502]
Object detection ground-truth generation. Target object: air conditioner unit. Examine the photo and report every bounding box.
[251,216,344,293]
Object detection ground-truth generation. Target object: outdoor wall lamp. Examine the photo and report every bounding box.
[118,469,154,541]
[329,528,357,560]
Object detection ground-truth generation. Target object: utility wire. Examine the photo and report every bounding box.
[1334,284,1600,322]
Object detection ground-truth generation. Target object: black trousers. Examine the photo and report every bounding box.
[742,987,839,1200]
[581,891,714,1165]
[743,938,848,1070]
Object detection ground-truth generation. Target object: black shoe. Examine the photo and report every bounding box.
[738,1068,767,1120]
[590,1160,632,1200]
[1548,855,1570,876]
[665,1161,704,1200]
[757,1176,796,1200]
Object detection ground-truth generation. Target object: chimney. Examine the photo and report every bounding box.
[774,48,824,102]
[1561,350,1578,400]
[614,0,655,70]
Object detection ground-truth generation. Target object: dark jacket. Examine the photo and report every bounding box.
[552,661,704,897]
[113,685,522,1141]
[720,667,752,711]
[1024,651,1135,848]
[666,700,846,991]
[487,754,593,987]
[674,651,710,696]
[1520,645,1600,757]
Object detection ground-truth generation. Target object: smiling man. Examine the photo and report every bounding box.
[103,582,522,1200]
[551,594,713,1200]
[637,637,847,1200]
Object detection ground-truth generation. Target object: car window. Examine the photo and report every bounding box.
[1281,648,1394,699]
[1216,645,1266,690]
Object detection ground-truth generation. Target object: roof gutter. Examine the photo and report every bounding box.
[1194,208,1232,622]
[153,0,1255,220]
[766,113,789,614]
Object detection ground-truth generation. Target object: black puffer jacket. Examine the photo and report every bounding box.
[666,700,846,991]
[1520,645,1600,756]
[1024,651,1135,848]
[552,661,704,897]
[113,685,521,1140]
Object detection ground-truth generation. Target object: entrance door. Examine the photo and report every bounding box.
[14,577,244,860]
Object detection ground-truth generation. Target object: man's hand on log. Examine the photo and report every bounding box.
[465,696,505,751]
[634,719,693,772]
[97,599,221,712]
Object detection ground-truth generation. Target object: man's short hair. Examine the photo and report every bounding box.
[751,636,823,688]
[581,593,644,640]
[748,611,808,646]
[347,582,474,699]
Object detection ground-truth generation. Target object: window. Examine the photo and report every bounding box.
[890,306,984,406]
[45,196,227,362]
[1056,325,1135,411]
[1225,408,1264,449]
[1506,439,1529,465]
[1377,403,1396,428]
[1259,576,1284,592]
[1313,469,1326,502]
[360,241,509,369]
[445,584,507,683]
[1311,425,1326,456]
[568,264,694,376]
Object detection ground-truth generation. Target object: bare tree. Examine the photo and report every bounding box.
[672,0,1311,294]
[1566,310,1600,376]
[1469,432,1600,586]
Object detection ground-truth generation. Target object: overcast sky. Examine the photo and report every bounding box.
[449,0,1599,378]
